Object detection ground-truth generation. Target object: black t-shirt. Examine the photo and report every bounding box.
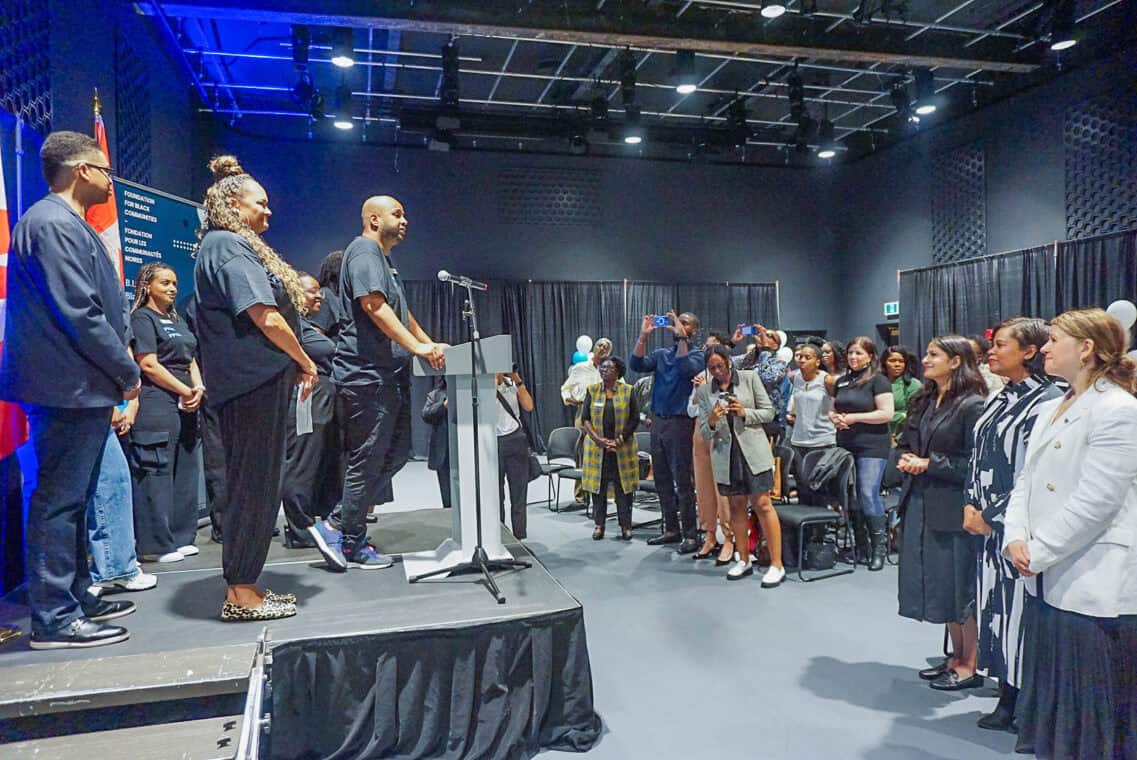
[332,236,411,387]
[131,307,196,385]
[308,287,343,341]
[834,370,892,458]
[300,319,335,377]
[193,230,299,407]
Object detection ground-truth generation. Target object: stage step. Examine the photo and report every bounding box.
[3,714,244,760]
[0,641,257,719]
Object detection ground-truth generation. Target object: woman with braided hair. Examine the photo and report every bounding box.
[193,155,317,621]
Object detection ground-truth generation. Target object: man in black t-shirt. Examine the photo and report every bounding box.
[313,196,446,570]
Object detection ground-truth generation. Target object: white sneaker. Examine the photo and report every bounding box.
[761,565,786,588]
[141,552,184,563]
[726,556,753,581]
[176,545,199,557]
[98,572,158,592]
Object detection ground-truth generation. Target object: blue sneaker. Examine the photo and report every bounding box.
[309,521,348,572]
[344,543,394,570]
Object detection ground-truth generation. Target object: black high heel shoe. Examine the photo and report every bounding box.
[693,542,723,560]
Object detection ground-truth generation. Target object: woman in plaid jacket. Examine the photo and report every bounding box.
[581,357,640,541]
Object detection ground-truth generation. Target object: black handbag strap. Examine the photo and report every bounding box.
[497,390,523,428]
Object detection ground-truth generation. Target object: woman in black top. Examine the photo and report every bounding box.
[827,336,894,570]
[896,335,986,691]
[820,339,846,377]
[129,263,204,563]
[581,357,640,541]
[194,155,317,622]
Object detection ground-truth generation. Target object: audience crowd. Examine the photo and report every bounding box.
[3,131,1134,760]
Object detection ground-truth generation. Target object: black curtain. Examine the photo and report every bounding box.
[625,282,678,370]
[726,283,780,333]
[900,244,1059,355]
[1056,229,1137,313]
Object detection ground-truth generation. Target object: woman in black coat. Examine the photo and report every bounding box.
[422,376,451,509]
[896,334,986,691]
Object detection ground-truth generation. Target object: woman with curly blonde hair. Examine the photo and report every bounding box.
[193,155,317,621]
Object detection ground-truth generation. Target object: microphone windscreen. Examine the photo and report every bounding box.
[437,270,451,282]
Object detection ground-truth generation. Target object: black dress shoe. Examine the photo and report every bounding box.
[29,618,129,650]
[918,660,950,680]
[929,670,984,691]
[676,538,700,555]
[646,532,681,546]
[82,598,136,623]
[977,706,1017,732]
[693,543,722,560]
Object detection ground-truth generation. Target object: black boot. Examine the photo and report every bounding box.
[867,515,887,571]
[977,683,1019,732]
[850,512,870,565]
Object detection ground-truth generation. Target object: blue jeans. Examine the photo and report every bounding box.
[22,405,110,635]
[854,456,887,517]
[87,428,140,583]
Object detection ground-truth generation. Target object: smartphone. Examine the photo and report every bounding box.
[741,325,756,336]
[652,315,670,327]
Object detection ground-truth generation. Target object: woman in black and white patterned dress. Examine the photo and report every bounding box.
[961,318,1062,731]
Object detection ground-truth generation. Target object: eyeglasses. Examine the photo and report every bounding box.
[66,161,114,178]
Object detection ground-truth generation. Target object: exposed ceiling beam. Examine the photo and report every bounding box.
[144,1,1040,73]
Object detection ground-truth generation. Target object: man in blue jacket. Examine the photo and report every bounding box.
[0,131,141,649]
[630,311,705,553]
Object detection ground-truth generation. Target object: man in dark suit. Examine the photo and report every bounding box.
[0,131,141,649]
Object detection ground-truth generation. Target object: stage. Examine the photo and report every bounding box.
[0,508,602,759]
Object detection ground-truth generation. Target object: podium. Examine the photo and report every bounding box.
[402,334,515,580]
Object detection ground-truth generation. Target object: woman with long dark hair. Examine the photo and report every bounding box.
[1005,309,1137,759]
[194,155,317,621]
[961,318,1062,730]
[828,337,894,570]
[786,342,836,479]
[896,335,986,691]
[128,263,204,564]
[882,345,922,439]
[820,339,846,377]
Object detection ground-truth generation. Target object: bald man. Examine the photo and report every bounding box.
[313,196,445,570]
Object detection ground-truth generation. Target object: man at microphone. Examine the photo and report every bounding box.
[313,196,446,570]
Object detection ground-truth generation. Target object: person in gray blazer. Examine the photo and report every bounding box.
[1004,308,1137,760]
[696,344,783,586]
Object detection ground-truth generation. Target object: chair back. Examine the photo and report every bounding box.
[799,447,856,511]
[635,431,652,457]
[546,426,581,462]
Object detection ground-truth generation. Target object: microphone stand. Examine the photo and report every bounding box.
[408,283,530,603]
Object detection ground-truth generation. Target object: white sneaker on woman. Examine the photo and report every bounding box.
[726,555,753,581]
[176,545,199,557]
[141,552,184,563]
[761,565,786,588]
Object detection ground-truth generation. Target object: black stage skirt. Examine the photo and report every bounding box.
[1015,593,1137,760]
[717,440,774,497]
[897,491,978,624]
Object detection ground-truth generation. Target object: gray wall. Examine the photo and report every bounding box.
[200,131,841,334]
[834,50,1135,340]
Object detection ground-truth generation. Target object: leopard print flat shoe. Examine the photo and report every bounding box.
[220,598,297,622]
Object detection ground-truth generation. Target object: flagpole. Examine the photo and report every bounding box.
[13,118,22,218]
[93,87,102,119]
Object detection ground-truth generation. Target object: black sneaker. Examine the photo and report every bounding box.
[29,618,129,650]
[82,598,136,623]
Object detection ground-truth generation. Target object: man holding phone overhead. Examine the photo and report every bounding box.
[630,311,706,553]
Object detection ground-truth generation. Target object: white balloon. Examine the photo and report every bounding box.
[1106,300,1137,330]
[776,346,794,363]
[576,335,593,353]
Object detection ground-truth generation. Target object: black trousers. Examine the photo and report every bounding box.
[23,404,110,635]
[128,392,201,555]
[200,399,226,541]
[650,415,697,538]
[592,455,633,528]
[497,428,530,539]
[281,383,340,531]
[219,370,292,586]
[435,468,452,509]
[333,383,411,553]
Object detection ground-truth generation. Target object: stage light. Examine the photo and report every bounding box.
[674,50,697,95]
[913,69,938,116]
[436,39,461,130]
[619,49,638,106]
[1048,0,1077,50]
[816,119,837,159]
[761,2,787,19]
[727,97,750,147]
[623,104,644,145]
[890,83,919,125]
[333,83,354,130]
[291,26,310,71]
[428,129,454,152]
[569,134,589,155]
[330,27,355,68]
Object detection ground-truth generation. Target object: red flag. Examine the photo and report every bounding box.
[0,140,29,459]
[86,110,124,284]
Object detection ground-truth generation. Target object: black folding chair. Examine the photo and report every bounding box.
[541,427,581,511]
[775,447,857,582]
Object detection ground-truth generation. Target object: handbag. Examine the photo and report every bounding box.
[497,389,542,482]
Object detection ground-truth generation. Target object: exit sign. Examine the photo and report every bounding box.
[883,301,900,318]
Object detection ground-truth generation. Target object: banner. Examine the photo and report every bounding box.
[86,112,125,284]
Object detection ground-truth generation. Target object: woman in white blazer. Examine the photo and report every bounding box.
[1003,308,1137,760]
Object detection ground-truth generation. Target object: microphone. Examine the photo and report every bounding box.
[437,269,489,292]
